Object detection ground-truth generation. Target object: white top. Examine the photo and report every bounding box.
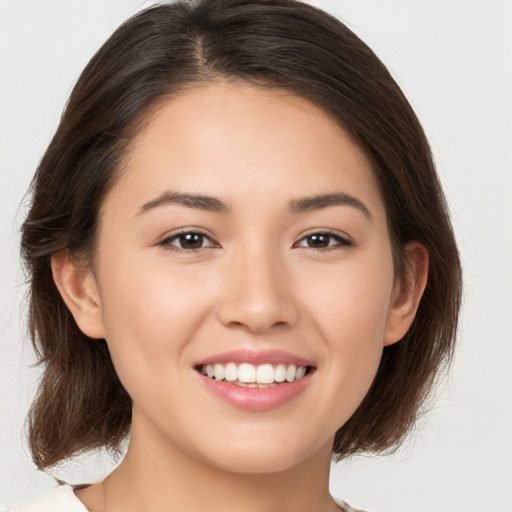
[6,485,369,512]
[6,486,88,512]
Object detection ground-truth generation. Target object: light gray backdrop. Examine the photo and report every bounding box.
[1,1,511,511]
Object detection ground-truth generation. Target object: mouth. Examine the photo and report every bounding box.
[193,349,316,410]
[195,362,313,388]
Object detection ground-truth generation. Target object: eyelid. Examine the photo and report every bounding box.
[157,227,353,253]
[158,227,220,252]
[293,229,353,250]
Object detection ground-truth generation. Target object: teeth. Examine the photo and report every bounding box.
[238,363,256,383]
[256,364,274,384]
[275,364,286,382]
[296,366,307,379]
[224,362,238,381]
[285,364,297,383]
[213,363,225,381]
[200,362,308,384]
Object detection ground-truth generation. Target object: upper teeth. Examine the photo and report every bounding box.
[201,363,307,384]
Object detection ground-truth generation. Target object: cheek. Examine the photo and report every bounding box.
[304,250,395,389]
[96,257,215,393]
[308,255,394,341]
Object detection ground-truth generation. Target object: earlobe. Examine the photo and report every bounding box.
[384,242,429,346]
[51,249,106,339]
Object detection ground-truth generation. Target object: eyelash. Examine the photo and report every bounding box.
[294,230,353,251]
[158,229,218,253]
[158,229,353,253]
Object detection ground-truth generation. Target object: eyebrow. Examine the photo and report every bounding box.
[137,190,372,220]
[288,192,372,220]
[137,191,230,215]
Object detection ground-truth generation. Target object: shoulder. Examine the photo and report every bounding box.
[6,488,367,512]
[6,485,88,512]
[335,497,372,512]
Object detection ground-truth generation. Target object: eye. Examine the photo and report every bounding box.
[159,230,218,252]
[295,231,352,250]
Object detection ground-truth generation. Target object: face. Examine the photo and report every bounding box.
[71,82,409,473]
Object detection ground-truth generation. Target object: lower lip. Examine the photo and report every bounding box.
[197,372,312,411]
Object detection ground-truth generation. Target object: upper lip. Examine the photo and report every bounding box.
[194,349,315,367]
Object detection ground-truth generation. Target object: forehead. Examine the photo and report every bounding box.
[106,81,385,221]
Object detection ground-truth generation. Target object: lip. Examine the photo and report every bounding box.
[196,370,313,411]
[194,349,314,367]
[194,349,315,411]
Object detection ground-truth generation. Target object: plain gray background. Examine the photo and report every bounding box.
[1,1,511,511]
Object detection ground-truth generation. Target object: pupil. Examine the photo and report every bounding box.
[181,233,203,249]
[308,234,329,248]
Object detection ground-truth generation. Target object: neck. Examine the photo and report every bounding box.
[98,412,339,512]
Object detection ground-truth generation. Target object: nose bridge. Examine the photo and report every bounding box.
[216,238,298,333]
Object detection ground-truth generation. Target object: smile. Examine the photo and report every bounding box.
[199,362,308,387]
[194,350,315,411]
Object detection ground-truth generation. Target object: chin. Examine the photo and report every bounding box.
[194,434,329,475]
[207,453,306,475]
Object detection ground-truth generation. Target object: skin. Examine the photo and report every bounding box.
[52,82,428,512]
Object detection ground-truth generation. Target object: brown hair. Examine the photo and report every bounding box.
[21,0,462,470]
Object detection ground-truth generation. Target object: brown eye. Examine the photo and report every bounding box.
[179,233,204,249]
[305,234,331,248]
[161,231,217,251]
[296,232,352,250]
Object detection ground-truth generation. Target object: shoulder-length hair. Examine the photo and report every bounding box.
[21,0,462,470]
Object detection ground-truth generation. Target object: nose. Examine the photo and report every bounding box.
[216,245,299,334]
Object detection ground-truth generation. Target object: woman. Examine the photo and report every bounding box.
[9,0,461,510]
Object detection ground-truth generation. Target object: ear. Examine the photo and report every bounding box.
[383,241,429,346]
[51,249,106,339]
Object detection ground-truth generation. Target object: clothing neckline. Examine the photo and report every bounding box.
[58,483,358,512]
